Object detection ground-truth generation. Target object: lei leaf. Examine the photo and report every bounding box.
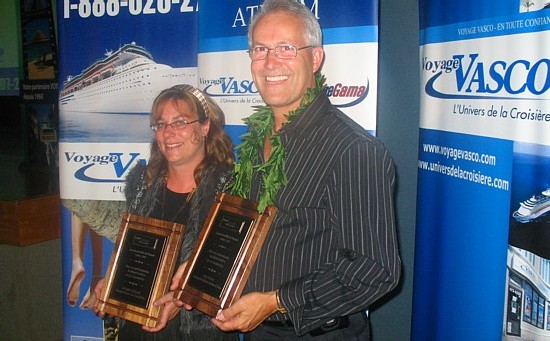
[228,73,326,212]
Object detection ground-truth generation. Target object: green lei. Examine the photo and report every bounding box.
[228,73,326,212]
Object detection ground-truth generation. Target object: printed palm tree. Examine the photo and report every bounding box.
[522,0,535,12]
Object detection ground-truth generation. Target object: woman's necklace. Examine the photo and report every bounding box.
[228,73,326,212]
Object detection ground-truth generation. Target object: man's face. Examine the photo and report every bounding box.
[250,11,323,115]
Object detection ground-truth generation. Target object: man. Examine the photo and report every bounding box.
[212,0,401,339]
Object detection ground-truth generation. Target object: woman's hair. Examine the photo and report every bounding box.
[247,0,322,48]
[146,84,234,187]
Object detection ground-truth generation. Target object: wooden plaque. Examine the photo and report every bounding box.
[96,213,184,327]
[174,192,277,317]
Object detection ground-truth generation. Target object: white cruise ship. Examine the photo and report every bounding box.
[59,42,196,113]
[513,188,550,223]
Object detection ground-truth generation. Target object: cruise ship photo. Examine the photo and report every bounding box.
[508,144,550,261]
[513,188,550,223]
[59,42,196,114]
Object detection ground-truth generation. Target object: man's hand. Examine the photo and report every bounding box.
[211,291,279,332]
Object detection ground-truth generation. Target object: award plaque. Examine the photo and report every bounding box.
[174,192,277,317]
[96,213,184,327]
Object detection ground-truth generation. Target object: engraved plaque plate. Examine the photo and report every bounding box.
[174,192,277,317]
[96,213,184,327]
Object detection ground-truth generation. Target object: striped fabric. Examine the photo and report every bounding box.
[245,92,401,335]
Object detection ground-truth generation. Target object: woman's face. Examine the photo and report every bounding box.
[154,99,209,168]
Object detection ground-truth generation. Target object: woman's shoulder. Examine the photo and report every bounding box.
[124,162,148,199]
[125,162,147,185]
[196,164,233,196]
[206,164,233,183]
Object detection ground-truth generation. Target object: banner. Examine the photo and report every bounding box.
[198,0,379,135]
[413,1,550,340]
[57,1,198,339]
[58,0,379,339]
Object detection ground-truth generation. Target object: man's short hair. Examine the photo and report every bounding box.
[248,0,323,48]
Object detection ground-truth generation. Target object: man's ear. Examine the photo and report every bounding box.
[312,47,325,73]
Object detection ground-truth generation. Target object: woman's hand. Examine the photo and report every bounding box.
[169,262,193,310]
[142,291,182,332]
[142,261,193,332]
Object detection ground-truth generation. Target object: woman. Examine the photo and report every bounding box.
[95,84,237,340]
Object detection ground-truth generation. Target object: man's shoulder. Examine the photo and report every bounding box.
[294,94,386,149]
[321,106,380,143]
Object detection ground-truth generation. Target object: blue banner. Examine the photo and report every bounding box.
[414,1,550,340]
[58,1,199,339]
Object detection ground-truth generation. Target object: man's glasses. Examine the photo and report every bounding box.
[248,44,312,61]
[150,119,200,132]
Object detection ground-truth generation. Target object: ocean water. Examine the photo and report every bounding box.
[59,110,153,143]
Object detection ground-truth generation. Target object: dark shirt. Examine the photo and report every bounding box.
[149,188,190,223]
[245,92,401,335]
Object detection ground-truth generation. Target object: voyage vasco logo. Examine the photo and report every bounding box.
[423,54,550,100]
[64,152,146,183]
[201,77,258,97]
